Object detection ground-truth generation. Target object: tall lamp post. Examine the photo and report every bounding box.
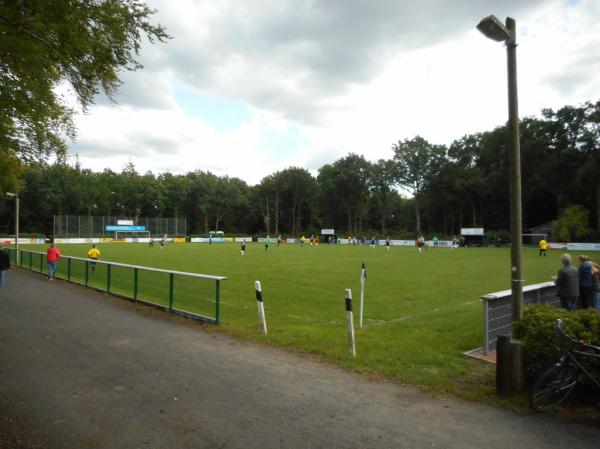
[477,15,524,321]
[6,192,20,265]
[477,15,524,394]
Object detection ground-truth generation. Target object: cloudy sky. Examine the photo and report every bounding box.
[68,0,600,185]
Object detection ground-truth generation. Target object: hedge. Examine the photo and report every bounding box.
[513,305,600,379]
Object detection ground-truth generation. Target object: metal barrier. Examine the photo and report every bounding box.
[480,282,559,355]
[7,248,225,324]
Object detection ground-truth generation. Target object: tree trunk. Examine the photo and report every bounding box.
[348,210,352,234]
[472,204,477,227]
[415,200,421,234]
[291,198,296,236]
[597,181,600,233]
[381,214,385,235]
[275,190,279,236]
[204,215,208,233]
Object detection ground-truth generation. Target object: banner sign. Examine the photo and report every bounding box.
[117,220,134,226]
[548,242,567,250]
[461,228,484,236]
[234,237,253,242]
[567,242,600,251]
[105,225,146,231]
[190,237,225,243]
[321,229,335,235]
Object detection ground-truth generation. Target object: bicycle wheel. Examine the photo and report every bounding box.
[529,364,579,412]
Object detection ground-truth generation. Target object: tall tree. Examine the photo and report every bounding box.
[0,0,169,160]
[392,136,445,233]
[369,159,398,234]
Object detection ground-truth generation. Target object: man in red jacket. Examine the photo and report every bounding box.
[46,243,61,281]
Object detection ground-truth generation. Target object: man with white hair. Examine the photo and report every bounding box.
[555,253,579,311]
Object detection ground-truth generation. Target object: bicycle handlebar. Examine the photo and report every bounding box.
[555,319,600,353]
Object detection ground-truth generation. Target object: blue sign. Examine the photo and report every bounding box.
[105,225,146,231]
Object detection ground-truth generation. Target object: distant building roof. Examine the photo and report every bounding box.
[529,221,555,234]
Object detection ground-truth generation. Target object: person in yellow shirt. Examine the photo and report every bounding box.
[88,244,101,273]
[538,238,548,257]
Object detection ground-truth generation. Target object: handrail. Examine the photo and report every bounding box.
[20,250,227,281]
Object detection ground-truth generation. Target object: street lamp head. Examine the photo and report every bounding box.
[477,15,511,42]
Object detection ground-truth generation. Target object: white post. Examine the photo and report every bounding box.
[359,262,366,328]
[345,288,356,356]
[255,281,268,335]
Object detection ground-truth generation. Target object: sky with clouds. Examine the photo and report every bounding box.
[68,0,600,185]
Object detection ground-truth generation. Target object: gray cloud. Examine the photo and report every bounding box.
[113,1,548,123]
[543,42,600,96]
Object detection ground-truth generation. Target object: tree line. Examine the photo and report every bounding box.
[1,99,599,240]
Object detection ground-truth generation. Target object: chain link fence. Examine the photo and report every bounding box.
[53,215,187,238]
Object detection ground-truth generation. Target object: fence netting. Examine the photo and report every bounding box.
[53,215,187,238]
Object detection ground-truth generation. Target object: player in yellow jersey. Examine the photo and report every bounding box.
[88,244,101,273]
[538,238,548,257]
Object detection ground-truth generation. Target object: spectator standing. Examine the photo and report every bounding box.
[555,254,579,311]
[46,243,61,281]
[577,255,595,309]
[87,244,101,273]
[0,244,10,290]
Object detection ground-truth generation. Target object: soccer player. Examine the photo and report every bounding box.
[241,239,246,256]
[432,235,439,247]
[300,235,306,247]
[264,236,270,251]
[87,244,100,273]
[417,236,425,253]
[149,238,154,248]
[538,238,548,257]
[386,236,390,251]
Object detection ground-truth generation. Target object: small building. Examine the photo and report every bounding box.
[461,228,484,247]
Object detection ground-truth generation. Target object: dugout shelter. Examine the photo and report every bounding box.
[461,227,484,247]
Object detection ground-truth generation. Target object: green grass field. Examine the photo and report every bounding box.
[21,242,560,393]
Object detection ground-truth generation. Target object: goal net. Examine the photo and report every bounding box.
[115,231,152,241]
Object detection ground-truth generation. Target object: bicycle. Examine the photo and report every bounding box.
[529,319,600,412]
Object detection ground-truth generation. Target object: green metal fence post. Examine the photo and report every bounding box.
[134,268,138,299]
[215,280,221,325]
[67,258,72,281]
[85,261,89,286]
[107,264,111,293]
[169,273,174,310]
[29,252,33,270]
[39,254,43,272]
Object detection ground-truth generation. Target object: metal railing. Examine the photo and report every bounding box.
[7,248,225,324]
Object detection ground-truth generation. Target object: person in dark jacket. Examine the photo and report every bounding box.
[555,253,579,311]
[578,255,595,309]
[0,244,10,290]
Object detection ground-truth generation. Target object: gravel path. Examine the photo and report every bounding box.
[0,268,598,449]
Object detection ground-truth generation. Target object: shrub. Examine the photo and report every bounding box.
[513,305,600,379]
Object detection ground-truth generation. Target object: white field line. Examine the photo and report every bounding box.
[213,298,480,327]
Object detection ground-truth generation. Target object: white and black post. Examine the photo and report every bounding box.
[255,281,268,335]
[345,288,356,356]
[359,262,366,328]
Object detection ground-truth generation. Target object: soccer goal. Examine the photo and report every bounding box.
[115,230,152,241]
[522,233,547,247]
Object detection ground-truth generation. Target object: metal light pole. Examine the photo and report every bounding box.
[477,15,525,395]
[6,192,19,265]
[477,15,524,322]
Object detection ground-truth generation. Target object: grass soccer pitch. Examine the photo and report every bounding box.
[23,242,560,391]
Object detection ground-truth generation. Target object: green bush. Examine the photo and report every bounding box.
[513,305,600,379]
